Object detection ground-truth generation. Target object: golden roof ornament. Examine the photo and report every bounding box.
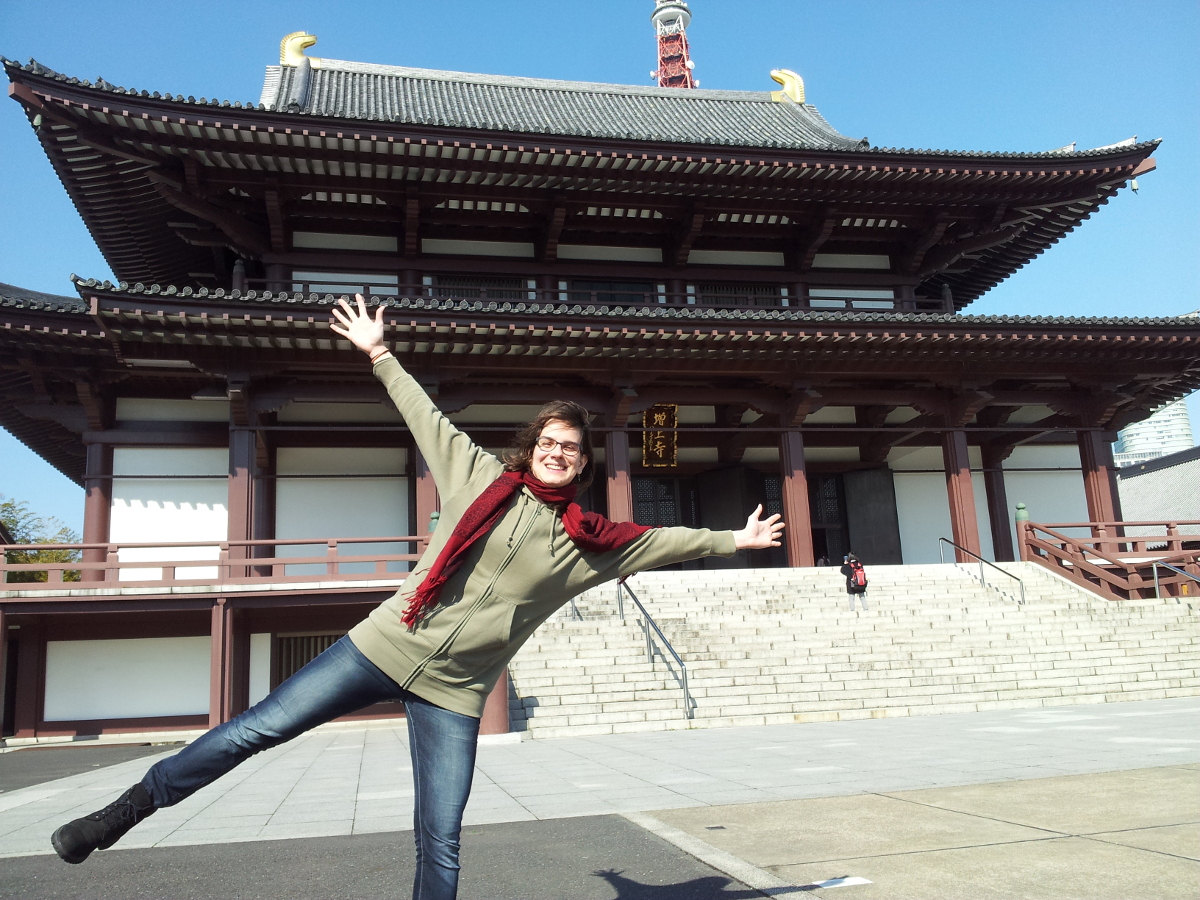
[280,32,321,68]
[769,69,805,104]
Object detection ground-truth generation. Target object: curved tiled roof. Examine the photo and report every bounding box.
[0,280,86,313]
[266,59,864,151]
[3,57,1159,160]
[71,277,1197,330]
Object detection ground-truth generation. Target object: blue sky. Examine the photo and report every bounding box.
[1,0,1197,532]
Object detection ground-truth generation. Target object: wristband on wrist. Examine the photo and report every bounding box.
[368,346,392,362]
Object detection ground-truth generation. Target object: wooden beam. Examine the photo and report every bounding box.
[671,206,706,267]
[539,204,567,263]
[149,179,270,258]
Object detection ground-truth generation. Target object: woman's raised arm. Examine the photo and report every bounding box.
[330,295,502,495]
[330,295,386,356]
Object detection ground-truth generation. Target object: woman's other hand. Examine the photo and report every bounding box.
[732,504,785,550]
[330,294,385,355]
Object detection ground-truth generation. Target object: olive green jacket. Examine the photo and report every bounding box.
[348,355,738,717]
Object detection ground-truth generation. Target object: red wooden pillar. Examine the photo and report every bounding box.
[779,431,815,567]
[480,668,510,735]
[227,429,256,576]
[209,599,233,728]
[1078,430,1121,524]
[981,445,1014,562]
[605,430,634,523]
[12,617,43,738]
[81,443,113,582]
[942,429,981,561]
[0,607,7,735]
[414,447,440,546]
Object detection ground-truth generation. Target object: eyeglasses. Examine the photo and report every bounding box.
[535,436,582,457]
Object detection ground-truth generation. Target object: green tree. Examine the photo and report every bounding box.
[1,495,81,583]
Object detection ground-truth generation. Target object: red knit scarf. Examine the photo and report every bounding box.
[400,470,652,628]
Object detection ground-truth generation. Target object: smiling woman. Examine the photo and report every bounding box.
[49,293,784,900]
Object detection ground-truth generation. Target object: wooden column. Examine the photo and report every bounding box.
[81,443,113,582]
[1078,430,1121,524]
[779,431,815,567]
[227,428,255,577]
[209,599,232,728]
[605,430,634,523]
[414,447,441,546]
[12,617,42,738]
[942,429,981,561]
[479,668,510,735]
[226,608,250,719]
[0,608,7,736]
[981,445,1015,562]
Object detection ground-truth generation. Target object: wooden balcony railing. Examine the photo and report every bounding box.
[1,536,424,592]
[239,278,931,313]
[1018,520,1200,600]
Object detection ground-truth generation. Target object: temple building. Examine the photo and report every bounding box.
[1,31,1198,740]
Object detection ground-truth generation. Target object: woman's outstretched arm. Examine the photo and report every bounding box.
[732,504,785,550]
[330,295,502,495]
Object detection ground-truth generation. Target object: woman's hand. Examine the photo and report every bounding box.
[733,504,785,550]
[330,294,385,355]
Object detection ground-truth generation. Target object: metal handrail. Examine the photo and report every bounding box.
[1153,561,1200,600]
[938,537,1026,604]
[616,579,694,719]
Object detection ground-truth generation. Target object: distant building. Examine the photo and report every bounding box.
[1113,399,1196,467]
[1117,445,1200,536]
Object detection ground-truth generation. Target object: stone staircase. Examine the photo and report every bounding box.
[507,563,1200,739]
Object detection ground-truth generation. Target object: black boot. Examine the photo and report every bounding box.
[51,783,156,864]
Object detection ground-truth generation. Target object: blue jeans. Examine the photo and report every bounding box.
[140,636,479,900]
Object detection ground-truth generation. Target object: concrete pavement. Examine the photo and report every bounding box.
[0,697,1198,897]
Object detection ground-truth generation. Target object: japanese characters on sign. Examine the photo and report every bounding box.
[642,403,679,468]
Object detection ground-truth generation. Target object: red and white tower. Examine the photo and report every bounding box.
[650,1,698,89]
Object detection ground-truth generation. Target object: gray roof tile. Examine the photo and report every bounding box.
[265,59,864,151]
[0,280,86,313]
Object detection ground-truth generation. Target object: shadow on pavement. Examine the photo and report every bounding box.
[1,815,761,899]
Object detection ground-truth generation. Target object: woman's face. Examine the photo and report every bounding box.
[529,419,588,488]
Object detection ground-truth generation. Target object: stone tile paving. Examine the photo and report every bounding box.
[0,697,1197,858]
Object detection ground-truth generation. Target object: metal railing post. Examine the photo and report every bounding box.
[1154,563,1161,600]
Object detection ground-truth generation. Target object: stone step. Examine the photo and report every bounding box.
[509,562,1200,738]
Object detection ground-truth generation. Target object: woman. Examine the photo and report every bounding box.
[51,295,785,899]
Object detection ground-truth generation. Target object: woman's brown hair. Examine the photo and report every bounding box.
[502,400,595,490]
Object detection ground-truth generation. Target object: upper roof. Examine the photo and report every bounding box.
[0,280,86,314]
[260,58,867,152]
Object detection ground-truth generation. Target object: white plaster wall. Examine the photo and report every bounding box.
[249,633,271,706]
[892,473,952,564]
[110,448,228,580]
[44,637,210,721]
[1003,445,1089,548]
[275,448,409,576]
[888,447,994,563]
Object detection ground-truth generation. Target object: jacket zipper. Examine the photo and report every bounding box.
[402,492,541,688]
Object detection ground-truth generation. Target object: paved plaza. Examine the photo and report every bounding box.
[1,697,1198,898]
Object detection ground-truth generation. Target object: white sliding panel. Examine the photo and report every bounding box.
[275,448,409,576]
[110,448,228,580]
[44,637,210,721]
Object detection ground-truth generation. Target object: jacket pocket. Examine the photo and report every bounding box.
[436,595,517,686]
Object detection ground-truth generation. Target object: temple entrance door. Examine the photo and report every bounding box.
[632,476,702,570]
[809,474,850,565]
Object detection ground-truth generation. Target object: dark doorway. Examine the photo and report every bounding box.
[632,476,702,570]
[3,637,18,737]
[809,474,850,565]
[633,476,699,528]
